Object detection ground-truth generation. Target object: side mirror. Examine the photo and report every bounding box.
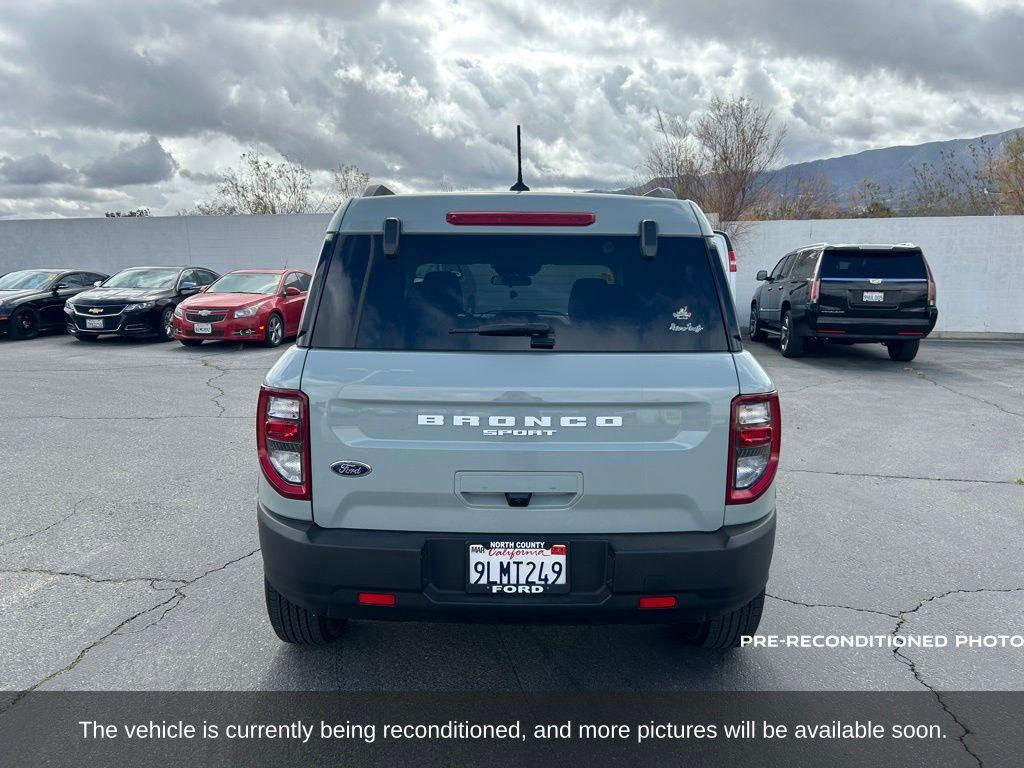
[756,270,769,282]
[283,286,302,296]
[54,282,70,292]
[93,280,103,287]
[179,281,198,294]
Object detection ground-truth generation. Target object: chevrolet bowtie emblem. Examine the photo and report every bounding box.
[197,310,211,316]
[88,307,103,314]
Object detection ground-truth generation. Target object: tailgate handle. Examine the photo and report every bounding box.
[456,471,582,509]
[505,492,532,508]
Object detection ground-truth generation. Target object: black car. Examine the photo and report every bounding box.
[749,243,937,361]
[66,265,220,341]
[0,269,110,339]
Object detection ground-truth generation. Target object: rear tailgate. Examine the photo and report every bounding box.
[303,350,738,534]
[817,247,930,319]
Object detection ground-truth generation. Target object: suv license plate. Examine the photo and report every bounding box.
[467,541,569,594]
[863,291,884,302]
[85,318,104,329]
[193,322,212,334]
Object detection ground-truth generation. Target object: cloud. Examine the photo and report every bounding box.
[0,152,78,184]
[82,136,177,187]
[0,0,1021,216]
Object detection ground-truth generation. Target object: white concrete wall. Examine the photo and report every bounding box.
[0,214,331,276]
[1,212,1022,335]
[730,215,1024,336]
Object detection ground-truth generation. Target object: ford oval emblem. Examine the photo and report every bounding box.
[331,460,372,478]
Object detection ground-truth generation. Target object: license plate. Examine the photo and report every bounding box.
[193,323,212,334]
[863,291,884,302]
[85,318,104,329]
[467,541,569,594]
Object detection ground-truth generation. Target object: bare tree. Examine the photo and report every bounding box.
[330,163,371,205]
[105,208,151,218]
[904,141,996,216]
[190,150,370,215]
[849,179,896,218]
[644,96,786,228]
[753,171,836,220]
[991,131,1024,214]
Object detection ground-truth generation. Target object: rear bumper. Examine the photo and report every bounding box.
[258,503,776,624]
[804,307,937,341]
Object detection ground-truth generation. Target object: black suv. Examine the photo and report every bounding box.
[749,243,937,361]
[65,265,219,341]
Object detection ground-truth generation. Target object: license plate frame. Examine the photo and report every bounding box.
[193,322,212,334]
[85,318,104,329]
[863,291,885,302]
[466,540,569,595]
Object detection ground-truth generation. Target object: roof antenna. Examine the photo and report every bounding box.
[509,125,529,192]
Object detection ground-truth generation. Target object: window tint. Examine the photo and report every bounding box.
[770,255,791,280]
[61,273,88,287]
[178,269,197,287]
[196,270,218,285]
[284,272,305,290]
[312,233,728,352]
[821,250,927,280]
[789,251,819,279]
[296,272,311,291]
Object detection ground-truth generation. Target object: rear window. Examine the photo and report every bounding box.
[311,233,728,352]
[820,250,927,280]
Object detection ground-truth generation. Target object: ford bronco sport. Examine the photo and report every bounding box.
[257,187,780,649]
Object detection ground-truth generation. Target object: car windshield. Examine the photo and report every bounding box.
[207,272,280,294]
[312,233,729,352]
[0,270,60,290]
[102,268,179,289]
[821,250,927,280]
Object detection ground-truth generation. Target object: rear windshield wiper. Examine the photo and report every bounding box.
[450,322,555,349]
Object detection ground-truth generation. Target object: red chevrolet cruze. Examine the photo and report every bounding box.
[171,268,311,347]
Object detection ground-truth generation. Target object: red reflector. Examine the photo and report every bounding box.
[817,329,845,334]
[898,331,924,336]
[728,250,737,273]
[638,596,677,610]
[265,418,299,441]
[446,211,595,227]
[358,592,396,606]
[738,426,772,446]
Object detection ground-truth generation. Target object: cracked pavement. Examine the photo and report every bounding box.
[0,333,1021,759]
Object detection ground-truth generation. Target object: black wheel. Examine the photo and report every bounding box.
[262,313,284,348]
[265,579,345,645]
[9,307,39,340]
[678,590,765,649]
[779,310,805,358]
[748,304,767,342]
[158,307,175,341]
[179,339,204,347]
[887,339,920,362]
[75,333,99,342]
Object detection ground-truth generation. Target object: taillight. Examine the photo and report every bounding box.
[926,263,936,306]
[728,250,737,273]
[726,392,781,504]
[257,385,310,500]
[809,278,820,302]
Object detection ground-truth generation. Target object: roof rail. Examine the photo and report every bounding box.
[643,187,676,199]
[362,183,395,197]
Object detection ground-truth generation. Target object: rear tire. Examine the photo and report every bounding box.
[779,311,804,358]
[887,339,920,362]
[265,579,345,645]
[679,589,765,649]
[748,304,767,342]
[179,339,204,347]
[9,307,39,340]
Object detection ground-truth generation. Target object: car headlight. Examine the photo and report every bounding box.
[173,305,184,318]
[234,304,263,318]
[124,301,155,312]
[64,301,75,314]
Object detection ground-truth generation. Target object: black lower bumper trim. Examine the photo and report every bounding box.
[258,503,775,624]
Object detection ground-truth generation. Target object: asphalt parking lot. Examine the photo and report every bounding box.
[0,333,1021,697]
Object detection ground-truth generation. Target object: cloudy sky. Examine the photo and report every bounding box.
[0,0,1022,218]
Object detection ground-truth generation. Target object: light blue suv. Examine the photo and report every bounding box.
[256,187,780,648]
